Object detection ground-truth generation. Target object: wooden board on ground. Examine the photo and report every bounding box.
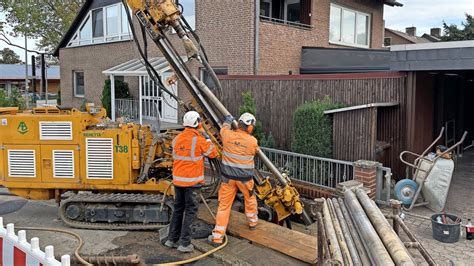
[198,208,317,264]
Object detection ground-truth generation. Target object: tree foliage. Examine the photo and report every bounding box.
[101,79,131,118]
[0,88,26,109]
[441,13,474,41]
[292,96,344,158]
[238,91,275,148]
[0,0,85,53]
[0,47,21,64]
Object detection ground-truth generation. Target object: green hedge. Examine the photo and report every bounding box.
[292,96,344,157]
[0,89,26,109]
[101,79,131,118]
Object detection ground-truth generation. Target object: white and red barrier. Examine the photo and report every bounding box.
[0,217,70,266]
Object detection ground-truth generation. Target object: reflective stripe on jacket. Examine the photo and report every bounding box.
[172,128,218,187]
[220,123,258,181]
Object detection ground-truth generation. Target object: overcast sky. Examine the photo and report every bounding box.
[384,0,474,35]
[1,0,473,62]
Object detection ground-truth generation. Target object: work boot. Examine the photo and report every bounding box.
[207,235,222,247]
[164,240,178,248]
[177,244,194,253]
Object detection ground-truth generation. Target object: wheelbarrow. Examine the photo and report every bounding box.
[395,127,468,211]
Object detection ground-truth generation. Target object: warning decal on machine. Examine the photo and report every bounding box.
[1,119,7,126]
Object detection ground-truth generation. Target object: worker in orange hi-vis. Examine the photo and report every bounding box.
[208,112,259,246]
[165,111,218,253]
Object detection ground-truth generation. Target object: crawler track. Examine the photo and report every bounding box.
[59,193,173,230]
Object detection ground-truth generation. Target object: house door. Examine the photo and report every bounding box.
[139,73,178,124]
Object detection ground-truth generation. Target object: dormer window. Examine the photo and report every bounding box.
[68,3,131,47]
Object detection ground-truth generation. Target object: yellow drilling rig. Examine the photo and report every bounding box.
[0,0,311,230]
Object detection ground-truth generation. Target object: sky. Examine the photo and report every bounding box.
[384,0,474,35]
[0,0,473,62]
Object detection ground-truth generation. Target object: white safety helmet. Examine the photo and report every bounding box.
[183,111,201,128]
[239,112,256,126]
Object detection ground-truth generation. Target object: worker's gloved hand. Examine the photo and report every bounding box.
[201,131,211,141]
[224,115,235,124]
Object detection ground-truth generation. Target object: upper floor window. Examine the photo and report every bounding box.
[260,0,312,29]
[329,4,370,48]
[68,3,131,47]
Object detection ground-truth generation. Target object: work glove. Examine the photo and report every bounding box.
[201,131,211,141]
[224,115,235,125]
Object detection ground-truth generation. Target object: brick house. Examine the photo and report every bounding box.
[384,27,441,47]
[54,0,401,121]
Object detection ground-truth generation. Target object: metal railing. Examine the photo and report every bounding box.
[115,98,140,122]
[255,147,354,189]
[259,16,312,30]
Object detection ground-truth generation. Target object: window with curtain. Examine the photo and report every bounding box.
[329,4,370,47]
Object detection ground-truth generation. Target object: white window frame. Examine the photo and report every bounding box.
[73,71,85,98]
[329,4,371,48]
[67,3,132,48]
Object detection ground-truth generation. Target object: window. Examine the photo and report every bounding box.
[329,4,370,48]
[92,9,104,38]
[260,0,311,27]
[74,71,85,97]
[384,37,392,47]
[200,67,228,91]
[68,3,132,47]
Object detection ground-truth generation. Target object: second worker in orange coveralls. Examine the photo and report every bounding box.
[208,112,259,246]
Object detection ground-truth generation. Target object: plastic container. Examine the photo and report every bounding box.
[431,214,461,243]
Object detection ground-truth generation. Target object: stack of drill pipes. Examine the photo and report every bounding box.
[332,198,362,266]
[337,198,371,265]
[321,198,343,264]
[355,189,416,265]
[344,189,395,265]
[327,198,352,265]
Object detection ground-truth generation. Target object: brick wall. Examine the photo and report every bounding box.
[196,0,256,75]
[258,0,385,74]
[354,160,381,199]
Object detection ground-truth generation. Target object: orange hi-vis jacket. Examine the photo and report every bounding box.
[172,128,218,187]
[220,123,259,181]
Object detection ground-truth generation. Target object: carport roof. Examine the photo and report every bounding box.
[390,40,474,71]
[103,57,174,76]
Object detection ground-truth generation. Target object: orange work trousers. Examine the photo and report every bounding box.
[211,178,258,243]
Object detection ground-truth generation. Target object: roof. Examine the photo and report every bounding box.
[324,102,399,114]
[385,28,432,44]
[0,64,60,80]
[383,0,403,7]
[103,57,186,76]
[390,40,474,71]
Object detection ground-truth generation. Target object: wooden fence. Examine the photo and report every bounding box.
[218,72,407,178]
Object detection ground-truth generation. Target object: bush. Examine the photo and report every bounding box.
[292,96,344,157]
[0,88,26,109]
[238,91,275,148]
[101,79,131,118]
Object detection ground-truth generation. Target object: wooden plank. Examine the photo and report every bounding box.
[198,208,317,264]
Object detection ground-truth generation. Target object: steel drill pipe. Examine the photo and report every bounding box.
[355,189,415,265]
[338,198,371,265]
[316,212,330,263]
[343,190,394,265]
[322,198,343,263]
[332,198,362,266]
[327,199,353,265]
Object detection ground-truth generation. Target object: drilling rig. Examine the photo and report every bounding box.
[0,0,311,230]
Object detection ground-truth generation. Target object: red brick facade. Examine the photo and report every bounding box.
[354,160,381,199]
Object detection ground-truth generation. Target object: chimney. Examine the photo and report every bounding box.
[405,27,416,36]
[430,28,441,38]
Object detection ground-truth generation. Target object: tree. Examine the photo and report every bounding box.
[101,79,131,118]
[0,48,21,64]
[441,13,474,41]
[0,0,85,53]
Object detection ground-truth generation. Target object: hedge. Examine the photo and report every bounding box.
[292,96,344,157]
[101,79,131,118]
